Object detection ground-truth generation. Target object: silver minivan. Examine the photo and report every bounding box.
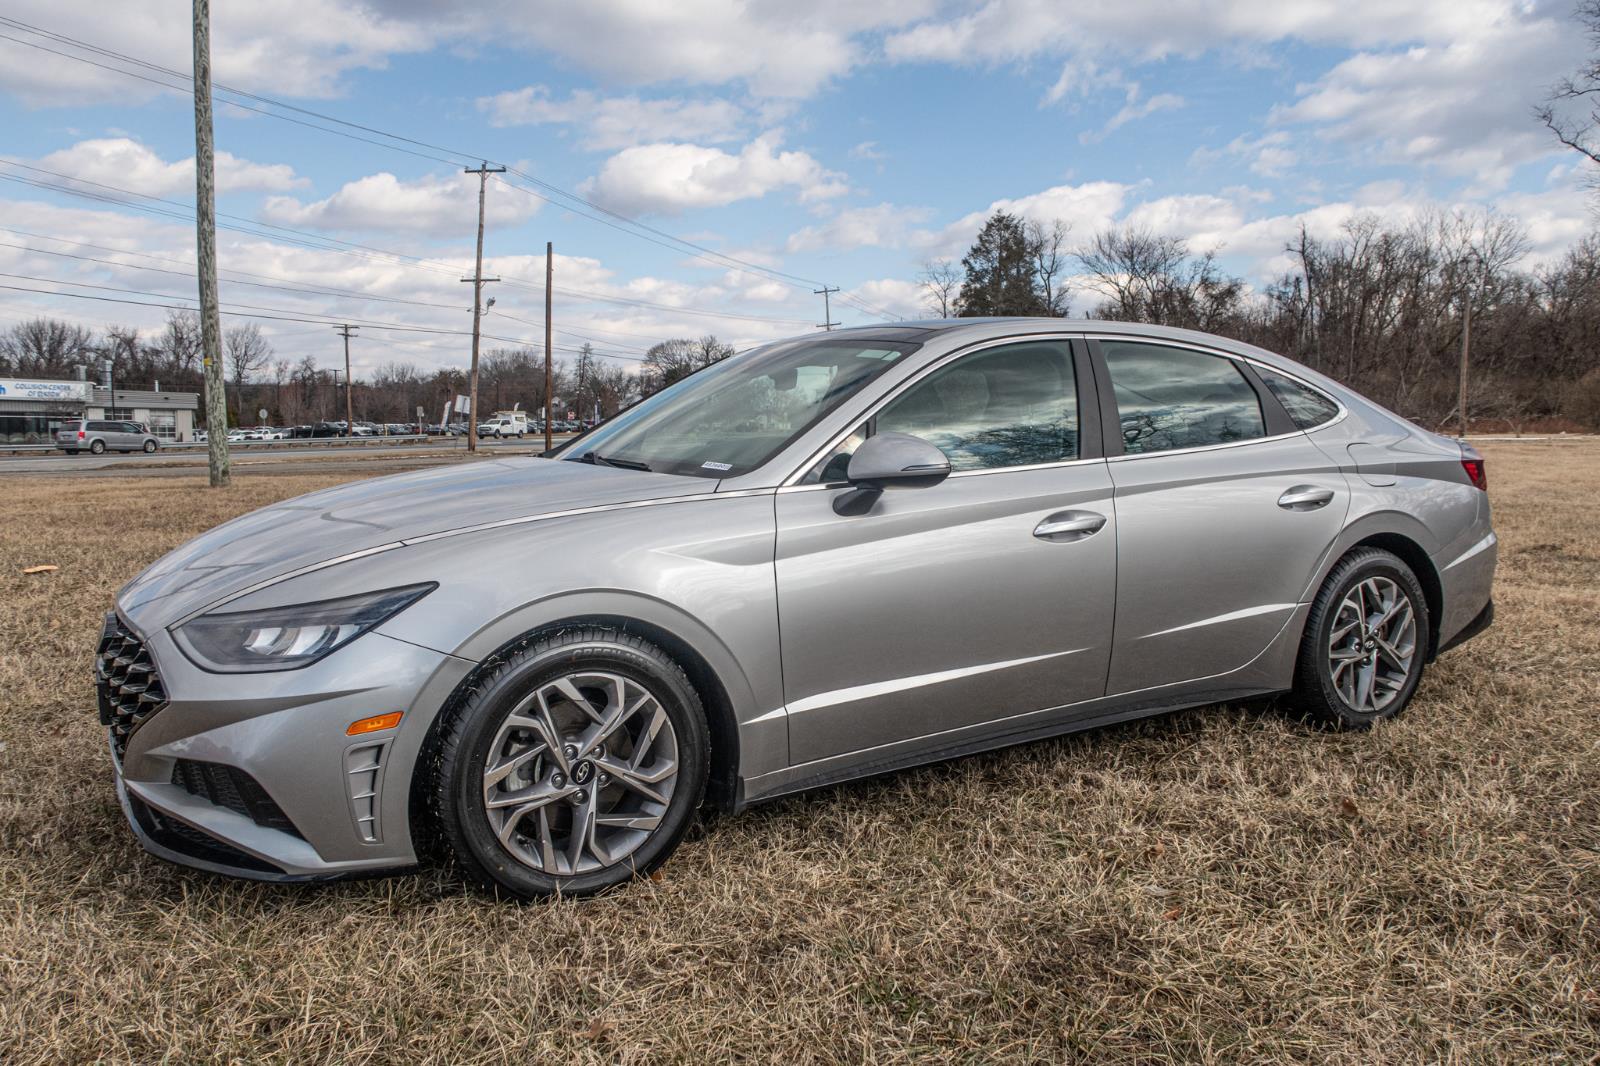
[57,419,161,455]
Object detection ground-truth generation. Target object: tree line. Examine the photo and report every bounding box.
[0,309,737,428]
[922,209,1600,431]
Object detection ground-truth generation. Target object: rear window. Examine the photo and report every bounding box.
[1257,368,1340,429]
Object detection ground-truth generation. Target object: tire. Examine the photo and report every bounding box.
[142,440,157,453]
[89,439,105,455]
[1290,547,1430,729]
[429,626,709,899]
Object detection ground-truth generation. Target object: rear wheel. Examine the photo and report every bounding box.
[1290,547,1429,729]
[89,439,105,455]
[430,626,708,899]
[142,440,157,453]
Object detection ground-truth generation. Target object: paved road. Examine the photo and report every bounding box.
[0,436,576,477]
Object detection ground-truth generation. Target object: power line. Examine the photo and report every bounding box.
[0,14,842,299]
[0,161,820,328]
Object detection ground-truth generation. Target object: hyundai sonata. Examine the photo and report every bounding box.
[99,319,1496,898]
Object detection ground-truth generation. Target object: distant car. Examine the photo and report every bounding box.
[56,419,161,455]
[479,417,527,439]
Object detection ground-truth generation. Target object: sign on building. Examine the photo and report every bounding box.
[0,379,92,402]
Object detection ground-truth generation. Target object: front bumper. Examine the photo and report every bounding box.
[108,615,473,881]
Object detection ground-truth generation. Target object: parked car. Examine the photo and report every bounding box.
[57,419,160,455]
[479,416,527,439]
[100,320,1496,900]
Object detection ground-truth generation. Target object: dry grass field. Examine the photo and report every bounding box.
[0,442,1596,1063]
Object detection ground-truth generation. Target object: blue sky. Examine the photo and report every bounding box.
[0,0,1593,376]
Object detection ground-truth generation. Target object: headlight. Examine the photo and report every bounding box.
[172,584,435,673]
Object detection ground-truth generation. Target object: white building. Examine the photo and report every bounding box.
[0,378,200,444]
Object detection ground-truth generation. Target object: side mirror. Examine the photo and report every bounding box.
[834,432,950,515]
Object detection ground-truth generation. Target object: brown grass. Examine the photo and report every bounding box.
[0,445,1597,1064]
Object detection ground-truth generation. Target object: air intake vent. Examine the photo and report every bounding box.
[170,759,303,839]
[345,740,390,844]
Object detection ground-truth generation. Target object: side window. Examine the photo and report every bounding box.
[1256,367,1339,430]
[88,421,113,432]
[804,340,1078,481]
[122,422,142,434]
[1101,342,1265,455]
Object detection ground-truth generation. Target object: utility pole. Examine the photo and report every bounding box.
[814,285,840,331]
[462,162,505,453]
[334,325,358,436]
[544,240,554,453]
[192,0,229,486]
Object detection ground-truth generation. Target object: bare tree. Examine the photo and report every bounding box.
[225,322,272,423]
[1027,220,1073,316]
[0,318,95,377]
[1537,1,1600,189]
[918,258,961,318]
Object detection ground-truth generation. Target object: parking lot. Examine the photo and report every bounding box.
[0,438,1595,1062]
[0,435,572,477]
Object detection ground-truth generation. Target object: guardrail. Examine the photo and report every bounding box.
[1,433,441,455]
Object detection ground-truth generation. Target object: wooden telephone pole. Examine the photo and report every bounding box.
[192,0,229,486]
[462,163,505,453]
[334,325,358,435]
[544,241,554,453]
[814,285,840,331]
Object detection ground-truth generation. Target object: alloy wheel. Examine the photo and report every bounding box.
[481,671,679,876]
[1328,575,1417,713]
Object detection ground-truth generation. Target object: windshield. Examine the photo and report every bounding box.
[562,336,920,478]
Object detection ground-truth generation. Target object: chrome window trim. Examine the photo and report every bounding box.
[1089,332,1351,431]
[779,331,1088,488]
[774,454,1106,493]
[1091,333,1356,462]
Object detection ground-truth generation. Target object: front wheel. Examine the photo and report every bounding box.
[1290,547,1430,729]
[430,626,709,899]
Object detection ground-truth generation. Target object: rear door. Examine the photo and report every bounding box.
[1093,338,1349,694]
[775,337,1118,765]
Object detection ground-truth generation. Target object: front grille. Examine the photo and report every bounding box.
[170,759,303,838]
[96,612,168,759]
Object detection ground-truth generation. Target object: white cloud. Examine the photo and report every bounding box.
[849,141,886,161]
[931,181,1134,255]
[845,278,927,320]
[477,88,745,150]
[381,0,937,98]
[37,138,306,198]
[786,203,934,252]
[0,0,429,103]
[1192,132,1300,179]
[885,0,1517,66]
[583,133,849,215]
[1271,12,1583,189]
[261,171,539,237]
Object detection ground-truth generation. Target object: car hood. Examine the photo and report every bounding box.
[118,457,709,630]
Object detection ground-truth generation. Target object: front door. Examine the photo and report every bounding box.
[775,338,1117,766]
[1095,339,1350,694]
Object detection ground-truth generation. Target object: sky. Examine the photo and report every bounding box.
[0,0,1595,379]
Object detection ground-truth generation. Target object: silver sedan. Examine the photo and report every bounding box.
[100,319,1496,898]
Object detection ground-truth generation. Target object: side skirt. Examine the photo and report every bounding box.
[735,682,1283,811]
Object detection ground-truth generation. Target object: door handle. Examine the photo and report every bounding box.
[1033,510,1106,541]
[1277,485,1335,511]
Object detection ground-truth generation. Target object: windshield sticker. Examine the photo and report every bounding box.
[701,461,733,472]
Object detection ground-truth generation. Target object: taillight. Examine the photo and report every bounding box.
[1461,456,1487,491]
[77,429,85,440]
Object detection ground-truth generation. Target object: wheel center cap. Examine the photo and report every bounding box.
[571,759,596,786]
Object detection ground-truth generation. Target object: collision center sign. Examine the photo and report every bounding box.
[0,379,91,402]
